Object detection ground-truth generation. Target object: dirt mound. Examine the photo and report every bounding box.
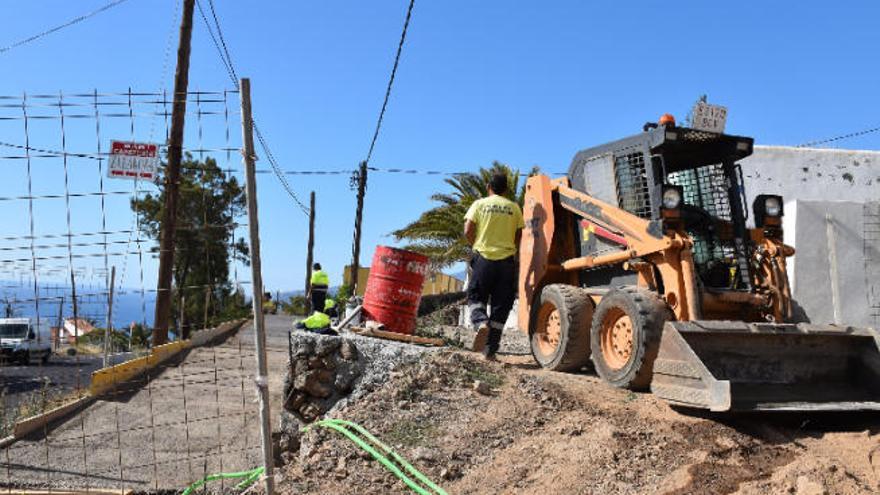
[277,351,880,494]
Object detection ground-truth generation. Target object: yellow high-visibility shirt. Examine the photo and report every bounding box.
[324,298,336,310]
[465,195,524,260]
[302,311,331,329]
[310,270,330,287]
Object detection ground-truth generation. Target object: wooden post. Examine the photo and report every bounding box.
[103,266,116,368]
[203,286,211,330]
[239,77,274,495]
[153,0,196,346]
[304,191,316,313]
[350,161,368,296]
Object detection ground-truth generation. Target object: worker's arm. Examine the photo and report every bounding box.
[464,220,477,246]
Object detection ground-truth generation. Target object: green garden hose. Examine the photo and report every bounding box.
[179,420,447,495]
[307,419,448,495]
[180,466,264,495]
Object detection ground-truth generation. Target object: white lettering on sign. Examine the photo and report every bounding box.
[107,141,159,181]
[691,102,728,134]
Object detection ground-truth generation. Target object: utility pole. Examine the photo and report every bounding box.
[304,191,316,313]
[239,77,274,495]
[153,0,195,346]
[103,266,116,368]
[350,161,368,296]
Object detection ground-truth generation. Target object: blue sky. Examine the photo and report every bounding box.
[2,0,880,309]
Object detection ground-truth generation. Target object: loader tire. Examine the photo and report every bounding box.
[529,284,593,372]
[590,286,670,390]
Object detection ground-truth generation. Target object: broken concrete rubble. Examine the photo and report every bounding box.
[279,329,436,453]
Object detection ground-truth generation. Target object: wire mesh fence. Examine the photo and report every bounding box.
[0,88,269,492]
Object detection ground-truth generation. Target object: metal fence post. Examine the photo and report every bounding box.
[239,77,274,494]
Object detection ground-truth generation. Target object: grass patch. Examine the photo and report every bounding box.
[461,361,504,389]
[1,381,88,437]
[384,419,437,448]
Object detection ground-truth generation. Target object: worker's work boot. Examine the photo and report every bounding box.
[472,322,489,353]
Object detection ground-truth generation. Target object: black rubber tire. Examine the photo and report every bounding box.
[18,351,29,366]
[529,284,594,372]
[590,286,669,390]
[41,351,50,364]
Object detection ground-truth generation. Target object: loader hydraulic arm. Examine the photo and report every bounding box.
[553,183,684,269]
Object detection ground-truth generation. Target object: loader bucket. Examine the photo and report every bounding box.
[650,321,880,412]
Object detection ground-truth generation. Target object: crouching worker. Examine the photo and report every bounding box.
[324,297,338,319]
[294,311,338,336]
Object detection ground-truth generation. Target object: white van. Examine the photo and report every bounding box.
[0,318,52,365]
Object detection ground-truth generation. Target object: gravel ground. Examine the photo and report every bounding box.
[0,318,292,492]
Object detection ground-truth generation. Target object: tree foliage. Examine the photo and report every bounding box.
[392,162,535,268]
[132,154,250,338]
[281,295,309,316]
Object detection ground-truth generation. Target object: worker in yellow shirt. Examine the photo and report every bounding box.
[309,263,330,313]
[463,173,524,360]
[324,297,338,319]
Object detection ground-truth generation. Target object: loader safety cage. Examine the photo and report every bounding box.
[567,126,755,290]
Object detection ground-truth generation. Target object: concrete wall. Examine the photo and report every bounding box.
[742,146,880,212]
[741,146,880,327]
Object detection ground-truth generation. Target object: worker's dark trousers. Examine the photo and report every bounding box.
[311,287,327,314]
[467,253,516,354]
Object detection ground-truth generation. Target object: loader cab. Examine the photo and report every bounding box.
[568,125,755,291]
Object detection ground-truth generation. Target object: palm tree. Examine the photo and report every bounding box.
[392,162,536,269]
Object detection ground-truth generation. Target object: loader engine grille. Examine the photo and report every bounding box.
[614,151,652,219]
[668,163,739,286]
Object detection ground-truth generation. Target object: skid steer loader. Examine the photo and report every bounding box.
[519,117,880,411]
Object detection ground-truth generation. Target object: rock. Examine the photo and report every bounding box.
[315,337,341,356]
[308,356,325,369]
[294,370,317,391]
[440,468,450,480]
[340,340,358,361]
[412,447,436,462]
[286,392,307,411]
[300,403,321,422]
[306,380,333,399]
[293,340,315,357]
[473,380,492,395]
[316,369,335,382]
[322,356,337,370]
[294,358,309,375]
[795,475,826,495]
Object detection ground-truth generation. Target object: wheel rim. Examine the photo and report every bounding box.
[535,302,562,356]
[600,307,633,370]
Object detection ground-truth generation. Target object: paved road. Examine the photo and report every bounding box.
[1,317,293,492]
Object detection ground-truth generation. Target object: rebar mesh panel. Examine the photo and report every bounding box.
[668,163,735,268]
[614,151,652,219]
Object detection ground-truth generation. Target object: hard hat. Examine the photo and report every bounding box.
[659,113,676,126]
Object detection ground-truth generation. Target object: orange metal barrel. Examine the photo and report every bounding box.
[362,246,429,335]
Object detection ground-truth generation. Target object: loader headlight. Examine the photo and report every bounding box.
[764,196,781,217]
[753,194,784,227]
[661,186,683,210]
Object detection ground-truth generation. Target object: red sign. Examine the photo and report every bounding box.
[108,141,159,180]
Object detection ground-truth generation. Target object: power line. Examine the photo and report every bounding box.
[797,125,880,148]
[364,0,416,165]
[195,0,310,216]
[0,0,132,55]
